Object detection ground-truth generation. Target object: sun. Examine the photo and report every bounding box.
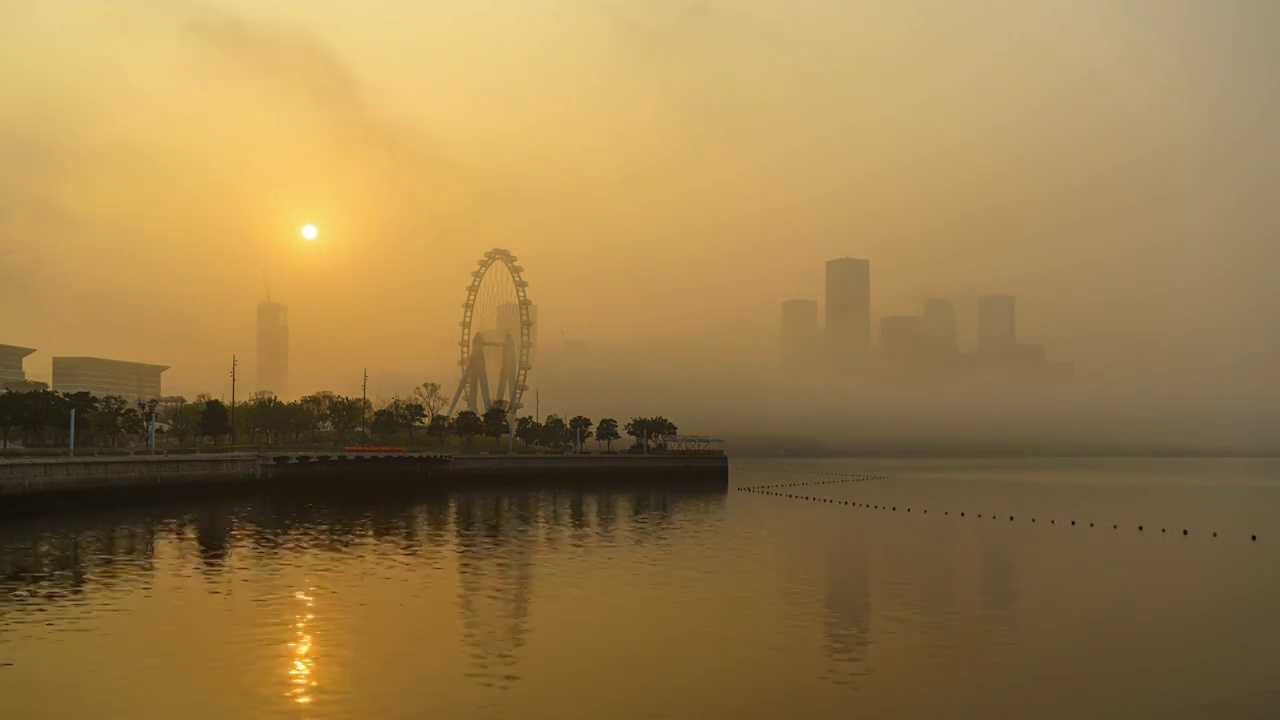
[301,224,318,241]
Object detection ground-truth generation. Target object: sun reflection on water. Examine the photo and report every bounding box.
[287,588,318,706]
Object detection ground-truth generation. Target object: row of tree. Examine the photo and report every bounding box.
[0,389,162,449]
[0,381,681,453]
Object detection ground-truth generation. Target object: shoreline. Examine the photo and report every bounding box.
[0,453,730,505]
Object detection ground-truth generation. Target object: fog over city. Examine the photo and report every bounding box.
[2,0,1276,453]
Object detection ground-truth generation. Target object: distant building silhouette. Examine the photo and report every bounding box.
[256,300,289,398]
[0,344,35,389]
[52,357,167,401]
[497,302,538,353]
[780,299,820,370]
[879,315,926,370]
[825,258,871,371]
[1014,343,1046,365]
[921,298,958,357]
[977,294,1016,356]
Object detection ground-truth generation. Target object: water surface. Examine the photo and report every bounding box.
[2,457,1278,719]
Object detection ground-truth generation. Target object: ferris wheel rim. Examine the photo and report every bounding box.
[456,248,532,417]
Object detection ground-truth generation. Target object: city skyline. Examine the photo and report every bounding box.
[2,2,1274,399]
[780,258,1070,380]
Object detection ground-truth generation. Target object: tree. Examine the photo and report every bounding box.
[624,417,678,452]
[595,417,620,452]
[649,416,678,450]
[412,382,449,422]
[91,395,130,448]
[245,391,285,445]
[136,398,160,450]
[61,392,98,449]
[325,396,366,446]
[514,415,541,450]
[200,400,231,444]
[297,392,334,441]
[568,416,593,453]
[281,400,312,445]
[370,407,402,441]
[399,401,427,443]
[20,389,66,447]
[453,410,483,449]
[481,401,510,449]
[162,397,196,447]
[426,414,452,446]
[0,391,19,449]
[540,414,570,451]
[624,418,645,450]
[120,408,146,441]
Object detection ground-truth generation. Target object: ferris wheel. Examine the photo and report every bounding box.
[447,248,534,420]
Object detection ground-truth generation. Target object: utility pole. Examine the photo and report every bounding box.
[361,368,369,447]
[230,355,238,446]
[69,408,76,457]
[535,388,540,424]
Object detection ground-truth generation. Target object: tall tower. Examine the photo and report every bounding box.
[780,299,820,371]
[824,258,871,370]
[921,298,958,355]
[977,294,1016,356]
[256,300,289,398]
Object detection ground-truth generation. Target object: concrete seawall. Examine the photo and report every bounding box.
[0,455,260,498]
[0,453,728,501]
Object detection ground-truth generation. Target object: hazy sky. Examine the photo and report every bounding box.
[1,0,1275,399]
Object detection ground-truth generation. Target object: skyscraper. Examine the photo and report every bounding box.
[825,257,871,370]
[879,315,926,369]
[977,294,1016,355]
[921,298,958,356]
[780,299,820,371]
[256,300,289,398]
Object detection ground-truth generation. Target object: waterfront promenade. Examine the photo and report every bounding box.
[0,451,729,500]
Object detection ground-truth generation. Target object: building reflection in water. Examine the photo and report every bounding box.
[977,534,1019,636]
[287,587,318,706]
[821,540,873,686]
[452,493,537,690]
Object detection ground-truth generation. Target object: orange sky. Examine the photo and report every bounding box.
[1,0,1275,399]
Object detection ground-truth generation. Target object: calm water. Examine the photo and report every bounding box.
[2,458,1279,719]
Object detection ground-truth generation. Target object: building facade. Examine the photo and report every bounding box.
[0,345,36,389]
[257,300,289,398]
[52,357,168,400]
[825,257,871,369]
[780,299,820,371]
[879,315,926,369]
[977,294,1016,355]
[921,298,958,356]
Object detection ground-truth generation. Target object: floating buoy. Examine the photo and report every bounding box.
[1252,535,1257,542]
[1182,529,1188,536]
